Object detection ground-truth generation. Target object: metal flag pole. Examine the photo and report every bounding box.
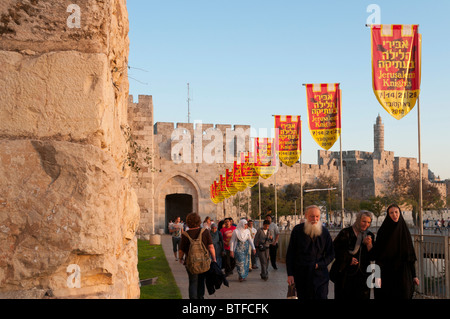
[300,154,303,223]
[258,176,262,226]
[274,169,278,224]
[339,122,345,228]
[417,96,423,238]
[271,115,278,224]
[338,85,345,228]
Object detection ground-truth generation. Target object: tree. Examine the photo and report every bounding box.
[360,196,386,227]
[250,175,340,221]
[386,168,444,226]
[345,197,362,225]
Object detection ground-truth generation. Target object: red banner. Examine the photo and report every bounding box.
[240,152,259,188]
[219,174,231,199]
[371,24,421,120]
[225,168,238,196]
[233,161,247,192]
[254,138,277,179]
[274,115,301,167]
[210,183,218,204]
[211,180,224,204]
[305,83,341,150]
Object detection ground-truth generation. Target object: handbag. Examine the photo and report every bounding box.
[287,283,298,299]
[258,230,270,251]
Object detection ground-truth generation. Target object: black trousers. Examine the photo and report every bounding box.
[223,250,236,275]
[269,243,278,268]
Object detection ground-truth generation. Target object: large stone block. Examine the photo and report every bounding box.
[0,50,128,167]
[0,139,140,298]
[0,0,129,54]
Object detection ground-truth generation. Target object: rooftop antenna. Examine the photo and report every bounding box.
[187,83,191,123]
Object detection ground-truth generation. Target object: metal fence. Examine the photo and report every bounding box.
[413,235,450,299]
[277,229,450,299]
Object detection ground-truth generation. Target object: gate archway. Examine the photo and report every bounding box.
[165,194,193,228]
[155,173,200,233]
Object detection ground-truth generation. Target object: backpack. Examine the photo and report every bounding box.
[183,228,211,274]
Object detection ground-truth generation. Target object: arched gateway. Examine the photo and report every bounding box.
[155,173,200,233]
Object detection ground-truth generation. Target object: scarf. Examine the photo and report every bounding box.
[235,219,250,242]
[375,208,416,268]
[349,227,367,255]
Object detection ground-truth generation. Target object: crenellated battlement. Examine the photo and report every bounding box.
[154,121,251,138]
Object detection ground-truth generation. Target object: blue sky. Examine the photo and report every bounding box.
[127,0,450,180]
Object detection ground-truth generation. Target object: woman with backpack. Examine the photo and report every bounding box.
[179,212,216,299]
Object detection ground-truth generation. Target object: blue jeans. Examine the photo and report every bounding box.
[186,268,206,299]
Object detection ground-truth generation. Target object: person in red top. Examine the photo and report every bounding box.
[220,217,236,277]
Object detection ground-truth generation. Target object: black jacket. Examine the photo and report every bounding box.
[205,261,229,295]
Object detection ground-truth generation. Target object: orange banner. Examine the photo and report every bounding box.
[274,115,301,167]
[371,24,421,120]
[240,152,259,188]
[305,83,341,150]
[254,138,277,179]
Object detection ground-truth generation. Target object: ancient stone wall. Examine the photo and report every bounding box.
[127,95,154,238]
[152,120,252,232]
[0,0,140,298]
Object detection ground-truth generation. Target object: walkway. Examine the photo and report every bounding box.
[161,234,335,299]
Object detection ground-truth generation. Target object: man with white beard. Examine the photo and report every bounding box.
[286,205,335,299]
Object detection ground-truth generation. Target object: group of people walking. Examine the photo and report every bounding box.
[169,203,420,300]
[286,204,419,299]
[170,213,281,298]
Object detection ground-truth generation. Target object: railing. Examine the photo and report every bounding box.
[277,228,450,299]
[413,235,449,299]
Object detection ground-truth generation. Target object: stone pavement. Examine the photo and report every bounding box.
[160,234,335,299]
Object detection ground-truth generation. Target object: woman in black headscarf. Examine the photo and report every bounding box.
[373,204,420,299]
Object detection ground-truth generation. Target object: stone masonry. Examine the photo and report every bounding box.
[0,0,140,298]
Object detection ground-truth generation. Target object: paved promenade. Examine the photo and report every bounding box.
[161,234,335,299]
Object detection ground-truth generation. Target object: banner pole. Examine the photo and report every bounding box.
[258,177,262,226]
[417,96,424,238]
[274,169,278,224]
[339,86,345,228]
[340,129,345,228]
[300,154,303,223]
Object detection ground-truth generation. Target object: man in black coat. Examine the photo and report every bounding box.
[286,205,335,299]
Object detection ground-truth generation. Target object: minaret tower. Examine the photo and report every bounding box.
[373,114,384,159]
